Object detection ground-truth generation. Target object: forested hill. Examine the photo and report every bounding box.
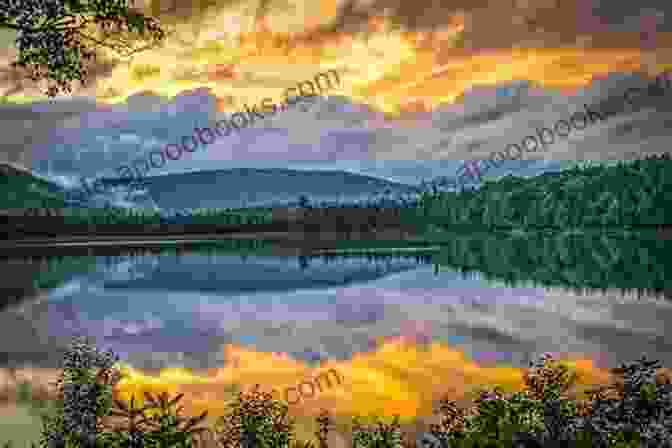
[412,155,671,229]
[0,163,72,211]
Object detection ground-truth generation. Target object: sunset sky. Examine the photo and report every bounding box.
[0,0,670,186]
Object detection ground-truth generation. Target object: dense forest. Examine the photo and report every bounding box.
[405,154,671,231]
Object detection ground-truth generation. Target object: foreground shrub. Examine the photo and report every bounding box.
[521,353,582,445]
[211,384,296,448]
[38,335,122,448]
[580,355,672,448]
[100,391,211,448]
[352,415,403,448]
[36,335,211,448]
[427,353,672,448]
[32,336,672,448]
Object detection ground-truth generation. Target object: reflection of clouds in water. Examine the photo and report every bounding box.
[333,302,386,326]
[42,265,550,366]
[398,319,433,345]
[184,283,545,327]
[101,314,164,337]
[42,281,84,301]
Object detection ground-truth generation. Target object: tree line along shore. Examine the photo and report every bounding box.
[1,155,670,240]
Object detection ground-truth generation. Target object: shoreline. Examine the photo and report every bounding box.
[1,225,669,250]
[0,230,428,255]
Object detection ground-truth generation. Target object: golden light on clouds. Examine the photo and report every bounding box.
[1,0,670,121]
[76,0,669,122]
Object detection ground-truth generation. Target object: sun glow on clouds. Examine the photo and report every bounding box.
[88,0,672,121]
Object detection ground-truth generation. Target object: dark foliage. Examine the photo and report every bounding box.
[425,353,672,448]
[409,156,671,230]
[0,0,166,97]
[211,384,295,448]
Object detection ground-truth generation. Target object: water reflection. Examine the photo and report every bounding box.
[431,231,671,297]
[0,232,669,378]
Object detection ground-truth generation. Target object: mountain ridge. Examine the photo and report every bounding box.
[1,163,426,211]
[132,167,424,210]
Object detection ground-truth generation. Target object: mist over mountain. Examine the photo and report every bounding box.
[2,160,569,213]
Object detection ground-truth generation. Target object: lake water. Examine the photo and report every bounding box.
[1,232,670,424]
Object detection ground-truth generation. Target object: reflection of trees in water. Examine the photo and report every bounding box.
[0,255,95,312]
[432,233,671,301]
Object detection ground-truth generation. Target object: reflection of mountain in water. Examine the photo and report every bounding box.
[98,253,433,294]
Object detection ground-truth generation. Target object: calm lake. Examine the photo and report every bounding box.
[1,231,671,424]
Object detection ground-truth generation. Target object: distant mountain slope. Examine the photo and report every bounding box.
[0,162,132,214]
[1,164,425,213]
[0,163,72,211]
[135,168,424,210]
[418,161,564,192]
